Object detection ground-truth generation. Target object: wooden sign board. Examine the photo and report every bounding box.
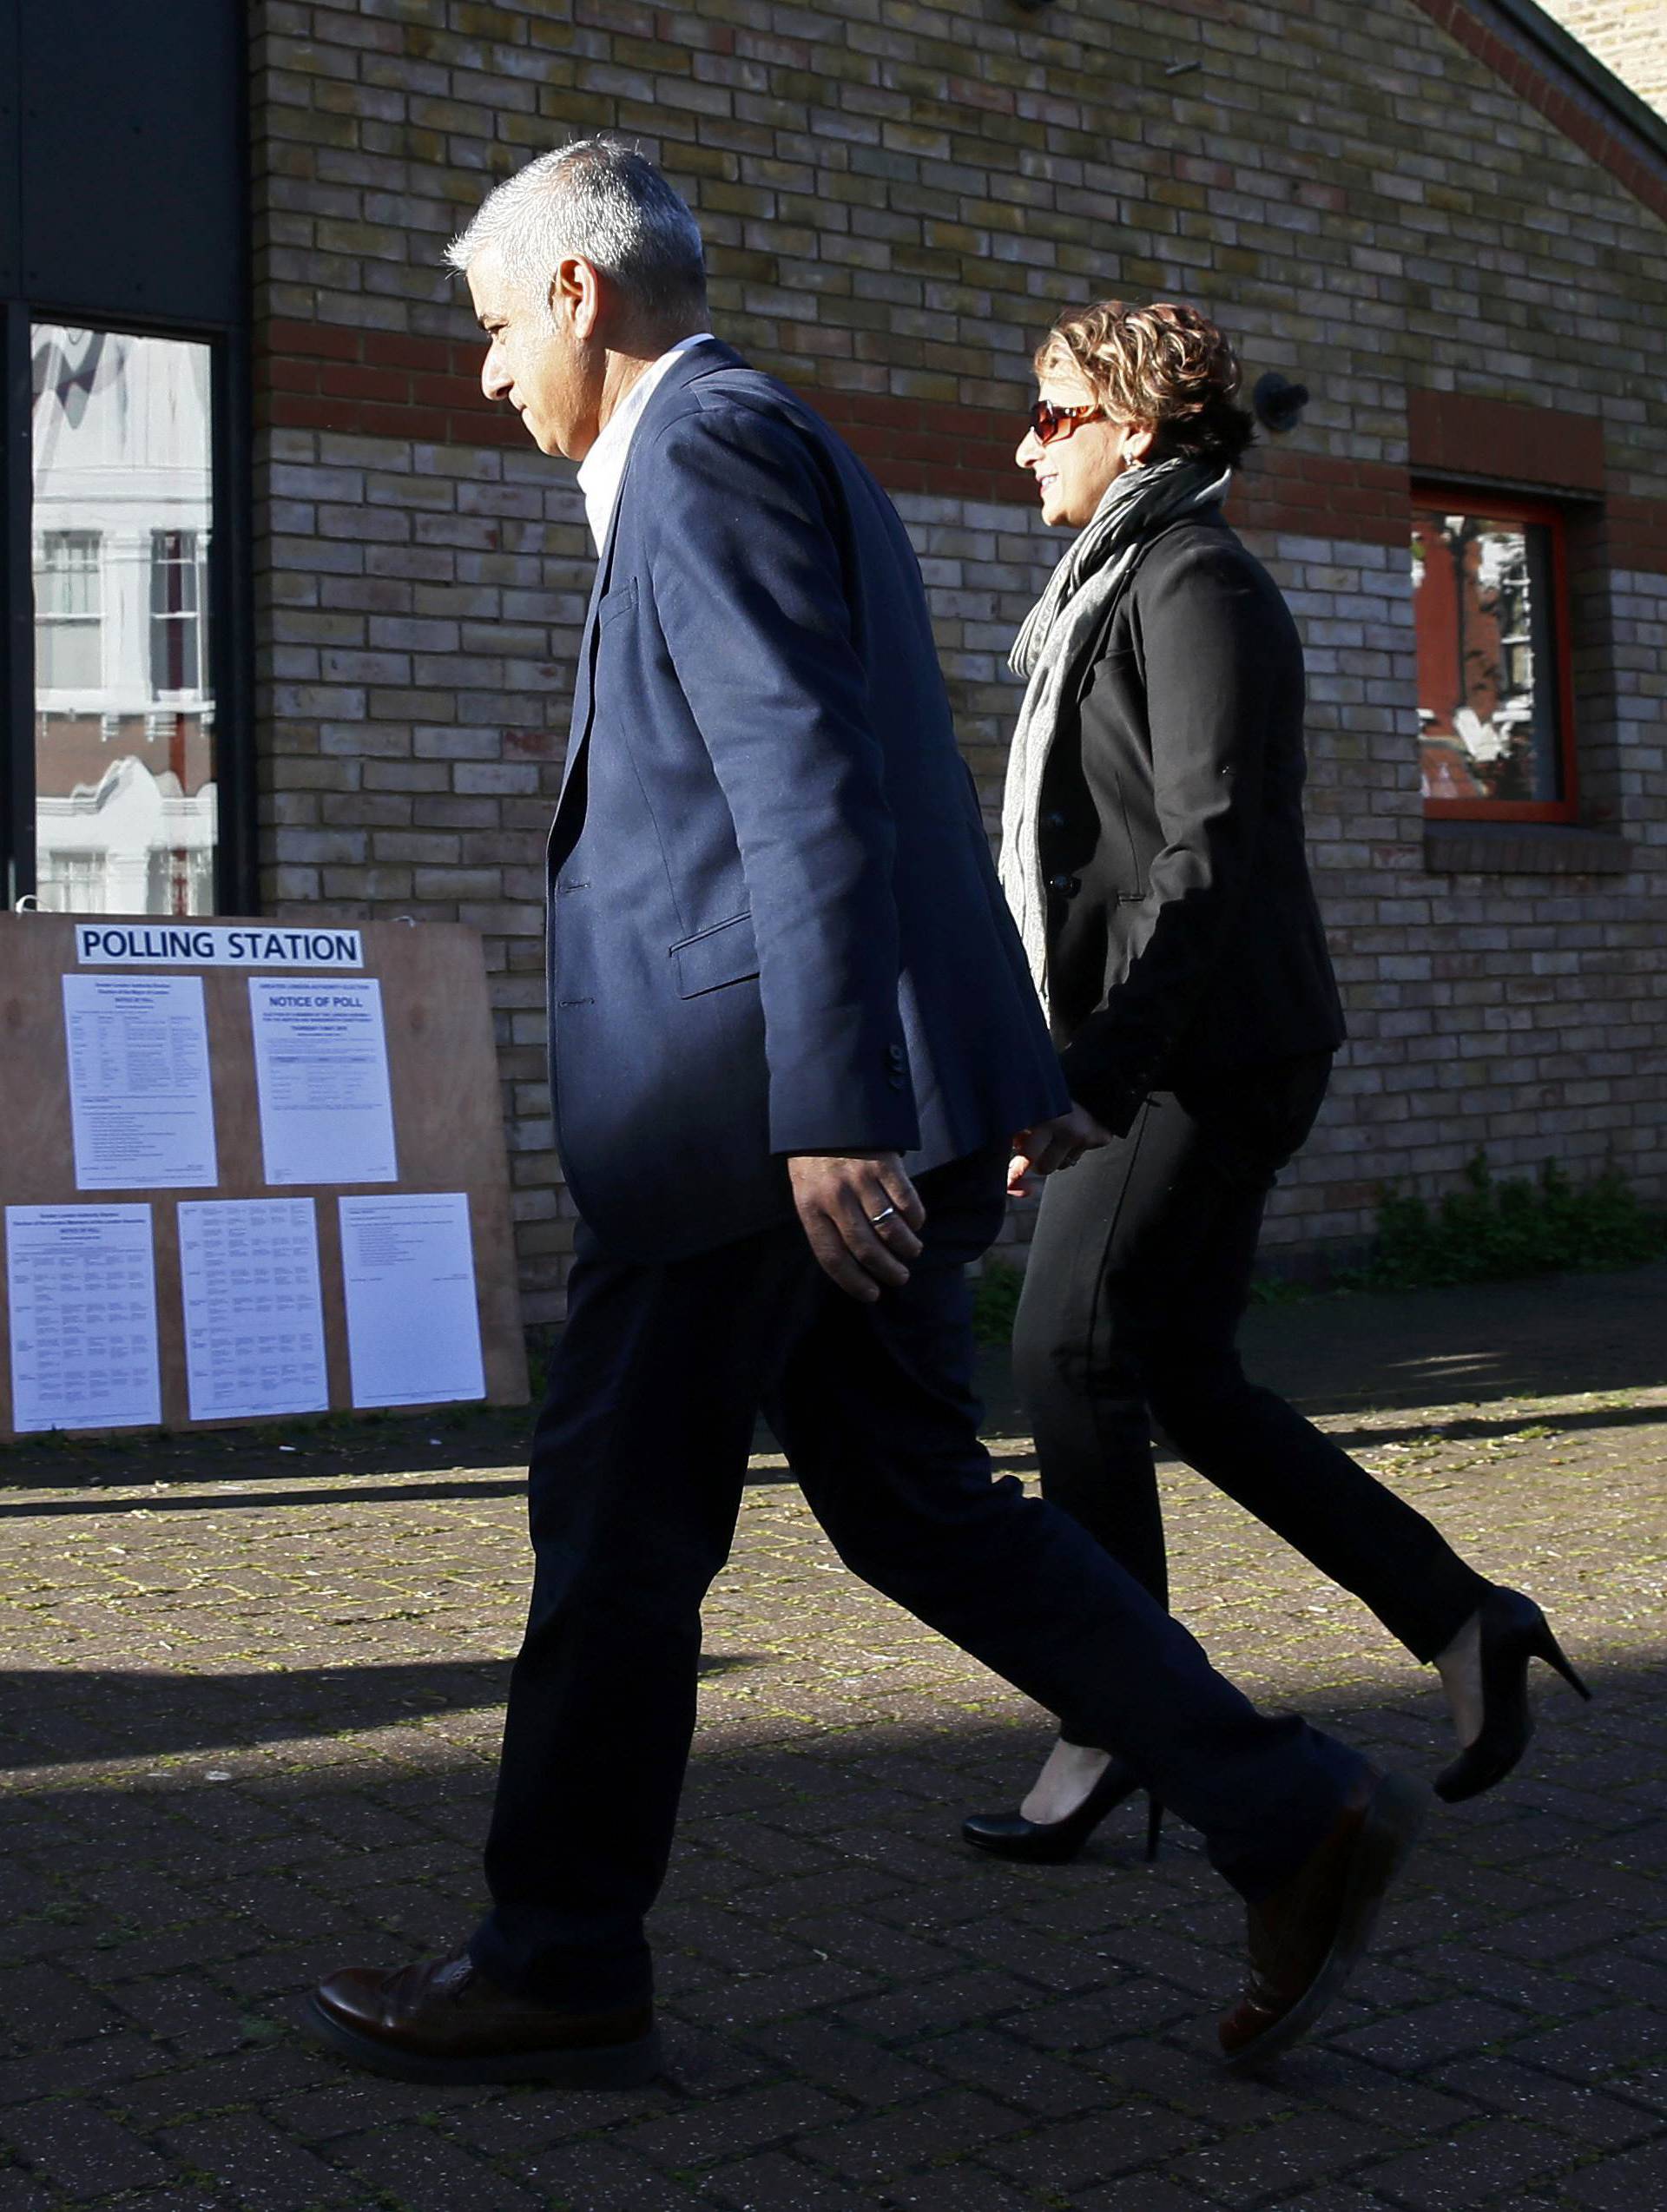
[0,913,528,1436]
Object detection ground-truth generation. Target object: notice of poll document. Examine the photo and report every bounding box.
[6,1204,161,1432]
[339,1192,484,1409]
[178,1199,329,1423]
[250,978,398,1187]
[63,973,218,1191]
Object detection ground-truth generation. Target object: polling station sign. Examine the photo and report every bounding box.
[76,924,365,971]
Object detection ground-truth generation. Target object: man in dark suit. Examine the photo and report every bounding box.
[306,142,1424,2087]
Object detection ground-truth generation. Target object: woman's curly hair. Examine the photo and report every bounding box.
[1037,300,1256,471]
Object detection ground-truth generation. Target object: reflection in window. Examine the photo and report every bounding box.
[35,530,104,689]
[150,530,208,695]
[1412,504,1565,809]
[30,325,218,915]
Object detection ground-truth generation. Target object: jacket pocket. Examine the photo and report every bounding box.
[670,910,760,998]
[596,576,638,629]
[1109,767,1146,899]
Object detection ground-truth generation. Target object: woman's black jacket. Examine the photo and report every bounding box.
[1038,503,1347,1133]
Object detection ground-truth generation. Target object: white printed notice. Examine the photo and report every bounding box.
[178,1199,329,1423]
[6,1204,161,1432]
[249,977,398,1187]
[63,973,218,1191]
[339,1192,484,1409]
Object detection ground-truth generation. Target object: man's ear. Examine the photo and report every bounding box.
[1124,421,1158,465]
[551,255,603,343]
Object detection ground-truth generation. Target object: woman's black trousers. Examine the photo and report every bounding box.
[1011,1051,1490,1747]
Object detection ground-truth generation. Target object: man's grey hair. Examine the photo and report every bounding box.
[445,138,707,323]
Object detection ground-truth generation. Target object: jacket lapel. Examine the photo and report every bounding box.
[549,339,747,860]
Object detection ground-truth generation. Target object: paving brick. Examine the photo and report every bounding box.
[796,2089,1031,2181]
[1071,2184,1222,2212]
[512,2140,709,2209]
[619,2083,851,2170]
[1333,1999,1534,2074]
[1506,2011,1667,2089]
[876,2172,1064,2212]
[909,2025,1107,2117]
[982,2104,1202,2190]
[0,2170,55,2212]
[334,2123,544,2210]
[1430,2058,1660,2151]
[1558,2136,1667,2209]
[160,2115,357,2209]
[702,2149,878,2210]
[0,1962,120,2047]
[0,2103,168,2198]
[741,2018,943,2107]
[1356,2116,1579,2209]
[1170,2110,1403,2197]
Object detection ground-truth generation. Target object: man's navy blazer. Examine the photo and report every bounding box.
[545,339,1067,1261]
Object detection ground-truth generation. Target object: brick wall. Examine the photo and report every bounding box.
[250,0,1667,1326]
[1540,0,1667,114]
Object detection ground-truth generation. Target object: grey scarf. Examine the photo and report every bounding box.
[998,454,1232,1020]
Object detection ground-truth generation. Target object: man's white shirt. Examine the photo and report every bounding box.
[577,333,715,553]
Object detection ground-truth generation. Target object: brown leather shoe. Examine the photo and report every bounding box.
[1219,1768,1426,2074]
[306,1950,662,2086]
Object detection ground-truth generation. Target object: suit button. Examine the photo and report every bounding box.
[1043,811,1067,833]
[1048,872,1082,899]
[886,1043,906,1066]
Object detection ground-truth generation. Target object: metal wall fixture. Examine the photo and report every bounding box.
[1254,372,1312,435]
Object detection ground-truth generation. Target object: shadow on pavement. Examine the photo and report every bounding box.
[0,1474,529,1518]
[974,1260,1667,1434]
[0,1646,1653,1782]
[0,1406,536,1493]
[0,1667,1660,2210]
[1240,1261,1667,1416]
[0,1654,762,1769]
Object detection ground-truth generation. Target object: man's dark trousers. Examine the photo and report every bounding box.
[470,1146,1365,2011]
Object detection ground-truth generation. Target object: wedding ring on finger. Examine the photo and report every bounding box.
[870,1205,899,1229]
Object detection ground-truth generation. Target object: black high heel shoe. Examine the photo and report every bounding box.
[961,1758,1164,1865]
[1434,1585,1592,1804]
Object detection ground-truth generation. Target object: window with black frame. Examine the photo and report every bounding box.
[0,0,250,916]
[29,325,221,916]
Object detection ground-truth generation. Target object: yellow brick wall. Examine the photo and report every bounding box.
[1540,0,1667,114]
[250,0,1667,1316]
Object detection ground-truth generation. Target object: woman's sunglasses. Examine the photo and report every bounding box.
[1027,400,1104,446]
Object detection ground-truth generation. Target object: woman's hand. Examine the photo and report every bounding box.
[1007,1103,1115,1195]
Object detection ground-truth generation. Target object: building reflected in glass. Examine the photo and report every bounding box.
[30,326,217,915]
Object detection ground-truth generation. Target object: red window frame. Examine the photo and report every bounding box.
[1412,484,1578,825]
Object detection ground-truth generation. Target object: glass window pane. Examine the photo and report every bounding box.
[30,326,218,916]
[1412,506,1564,806]
[150,530,203,694]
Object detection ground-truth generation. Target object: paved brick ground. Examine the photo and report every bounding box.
[1,1266,1664,2212]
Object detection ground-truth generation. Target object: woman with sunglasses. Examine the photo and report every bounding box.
[964,300,1587,1864]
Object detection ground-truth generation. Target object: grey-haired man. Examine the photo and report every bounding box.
[306,141,1423,2090]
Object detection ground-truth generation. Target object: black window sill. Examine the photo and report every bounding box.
[1423,821,1631,876]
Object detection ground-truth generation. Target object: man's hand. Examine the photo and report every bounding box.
[787,1152,926,1303]
[1007,1103,1114,1197]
